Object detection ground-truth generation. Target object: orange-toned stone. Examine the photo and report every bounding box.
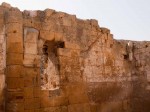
[6,65,23,77]
[40,30,55,41]
[7,78,24,89]
[24,98,40,110]
[6,53,23,65]
[24,87,34,99]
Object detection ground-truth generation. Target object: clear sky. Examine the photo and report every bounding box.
[0,0,150,41]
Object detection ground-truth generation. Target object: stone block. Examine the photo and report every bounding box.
[0,15,4,24]
[6,65,23,77]
[65,84,85,96]
[0,70,4,75]
[90,104,97,112]
[24,43,38,54]
[67,73,83,83]
[7,78,24,89]
[23,54,40,67]
[5,23,22,33]
[57,48,71,57]
[24,29,39,43]
[33,75,40,87]
[23,67,38,78]
[24,75,40,87]
[40,90,50,98]
[63,17,72,26]
[24,98,40,110]
[56,11,66,18]
[99,101,123,112]
[40,96,68,108]
[38,106,67,112]
[68,104,91,112]
[58,49,80,58]
[0,52,4,59]
[58,56,80,66]
[101,27,110,34]
[6,53,23,65]
[68,93,89,104]
[5,9,22,23]
[24,87,34,99]
[90,19,99,27]
[5,15,23,23]
[24,109,34,112]
[1,2,11,8]
[23,18,41,29]
[55,32,64,42]
[33,87,40,98]
[0,75,5,89]
[105,66,112,74]
[6,33,23,43]
[6,102,24,111]
[0,25,5,35]
[146,85,150,90]
[40,30,55,41]
[0,44,3,52]
[6,91,24,103]
[64,42,80,50]
[6,42,23,53]
[44,9,55,17]
[0,35,5,43]
[24,77,34,87]
[41,22,54,31]
[37,38,44,46]
[122,100,130,111]
[147,71,150,82]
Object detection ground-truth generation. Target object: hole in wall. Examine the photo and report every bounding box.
[123,54,129,60]
[13,30,17,33]
[145,45,148,48]
[40,40,60,90]
[56,41,64,48]
[110,44,113,48]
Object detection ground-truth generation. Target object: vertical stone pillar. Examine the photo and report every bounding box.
[23,27,41,111]
[5,8,24,112]
[0,9,6,111]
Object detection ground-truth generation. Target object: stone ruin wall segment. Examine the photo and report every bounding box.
[0,2,150,112]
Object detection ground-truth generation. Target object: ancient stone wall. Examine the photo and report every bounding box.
[0,2,150,112]
[0,6,6,111]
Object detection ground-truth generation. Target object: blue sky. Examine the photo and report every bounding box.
[0,0,150,41]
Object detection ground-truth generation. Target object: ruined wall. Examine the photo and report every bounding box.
[0,2,150,112]
[0,6,6,111]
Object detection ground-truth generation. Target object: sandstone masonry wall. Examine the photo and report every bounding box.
[0,2,150,112]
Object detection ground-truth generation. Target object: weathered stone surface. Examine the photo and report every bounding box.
[5,23,22,33]
[6,42,23,53]
[1,2,11,8]
[6,102,24,111]
[6,91,24,103]
[40,30,55,41]
[0,75,5,89]
[6,78,24,89]
[23,54,40,67]
[0,2,150,112]
[6,65,23,77]
[6,53,23,65]
[68,104,91,112]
